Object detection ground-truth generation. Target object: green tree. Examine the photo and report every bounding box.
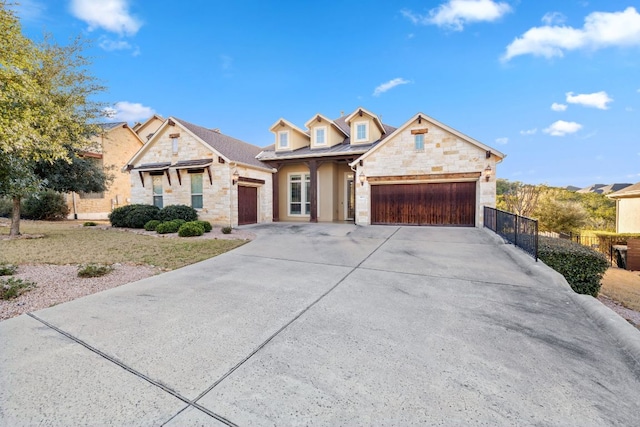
[496,179,544,217]
[533,188,588,234]
[0,2,106,236]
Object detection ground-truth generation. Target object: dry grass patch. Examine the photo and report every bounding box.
[0,220,246,270]
[600,267,640,312]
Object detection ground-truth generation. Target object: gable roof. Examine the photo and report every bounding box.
[344,107,386,134]
[608,182,640,199]
[98,122,128,132]
[351,112,505,167]
[269,118,309,136]
[257,113,397,161]
[173,117,269,170]
[304,113,349,137]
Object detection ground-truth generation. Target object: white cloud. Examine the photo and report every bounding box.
[495,137,508,145]
[99,38,131,51]
[373,78,411,96]
[401,0,511,31]
[70,0,142,36]
[551,102,567,111]
[566,91,613,109]
[502,7,640,61]
[520,128,537,135]
[105,101,155,123]
[626,107,635,112]
[542,12,566,26]
[543,120,582,136]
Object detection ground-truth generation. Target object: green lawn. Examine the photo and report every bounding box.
[0,220,246,270]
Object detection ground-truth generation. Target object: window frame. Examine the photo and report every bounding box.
[190,172,203,209]
[151,174,163,208]
[288,173,311,216]
[414,133,425,151]
[354,121,369,143]
[171,137,178,154]
[278,130,290,149]
[314,126,327,146]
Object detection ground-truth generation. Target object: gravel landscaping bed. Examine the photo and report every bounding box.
[597,294,640,330]
[1,264,160,321]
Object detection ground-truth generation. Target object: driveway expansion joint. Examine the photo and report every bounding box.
[189,227,403,405]
[26,313,237,426]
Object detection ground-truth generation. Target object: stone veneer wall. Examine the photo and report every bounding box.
[130,124,272,226]
[355,118,498,226]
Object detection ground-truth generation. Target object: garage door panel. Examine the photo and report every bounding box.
[238,186,258,225]
[371,182,475,226]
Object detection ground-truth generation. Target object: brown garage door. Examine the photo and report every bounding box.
[371,182,476,226]
[238,186,258,225]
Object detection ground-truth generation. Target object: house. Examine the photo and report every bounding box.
[608,182,640,233]
[66,122,145,220]
[132,114,165,141]
[257,108,505,227]
[124,117,273,226]
[577,183,632,195]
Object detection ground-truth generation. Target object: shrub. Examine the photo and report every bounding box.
[171,218,186,227]
[109,204,160,228]
[538,236,609,297]
[159,205,198,222]
[83,221,97,227]
[0,263,17,276]
[155,221,181,234]
[0,197,12,218]
[1,277,36,300]
[22,190,69,220]
[144,219,162,231]
[178,221,205,237]
[221,226,232,235]
[195,220,212,232]
[77,264,113,278]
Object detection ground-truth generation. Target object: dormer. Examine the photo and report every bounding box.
[304,113,349,149]
[345,107,385,145]
[269,118,310,152]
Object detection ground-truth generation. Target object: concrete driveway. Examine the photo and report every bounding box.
[1,223,639,426]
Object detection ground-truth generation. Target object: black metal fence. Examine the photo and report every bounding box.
[484,206,538,261]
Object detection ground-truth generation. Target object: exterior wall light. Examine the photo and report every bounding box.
[359,171,366,186]
[484,165,493,182]
[232,169,239,185]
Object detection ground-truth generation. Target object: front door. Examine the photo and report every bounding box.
[346,173,355,221]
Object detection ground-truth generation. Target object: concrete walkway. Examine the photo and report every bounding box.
[1,224,639,426]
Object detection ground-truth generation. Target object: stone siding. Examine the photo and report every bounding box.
[355,118,498,226]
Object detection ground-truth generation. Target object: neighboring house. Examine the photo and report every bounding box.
[257,107,505,227]
[66,122,145,220]
[132,114,164,141]
[577,183,632,195]
[608,182,640,233]
[124,117,273,226]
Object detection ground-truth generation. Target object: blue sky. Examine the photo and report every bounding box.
[14,0,640,188]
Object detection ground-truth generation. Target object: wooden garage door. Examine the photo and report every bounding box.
[238,186,258,225]
[371,182,476,226]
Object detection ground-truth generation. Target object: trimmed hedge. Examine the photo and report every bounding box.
[178,221,205,237]
[538,236,609,297]
[109,204,160,228]
[159,205,198,222]
[155,220,181,234]
[194,220,212,233]
[144,219,161,231]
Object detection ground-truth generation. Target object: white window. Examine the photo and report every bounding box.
[152,175,163,208]
[278,131,289,149]
[315,127,326,145]
[190,173,203,209]
[355,122,368,142]
[415,134,424,150]
[289,173,311,215]
[172,137,178,154]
